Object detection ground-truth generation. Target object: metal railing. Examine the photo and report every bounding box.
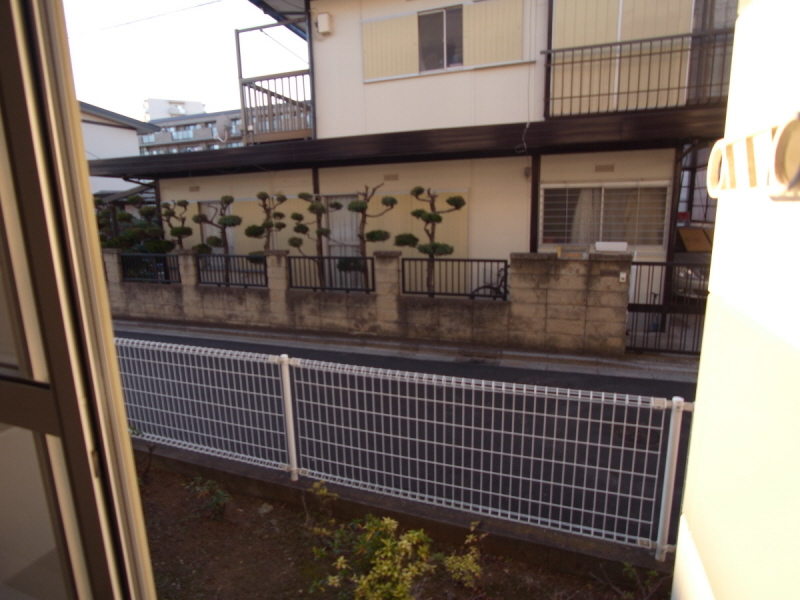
[197,254,268,288]
[288,256,375,292]
[120,254,180,284]
[544,29,734,117]
[628,261,710,355]
[402,258,508,299]
[117,337,691,560]
[241,70,312,143]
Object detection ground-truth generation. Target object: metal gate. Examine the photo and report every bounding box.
[627,261,709,354]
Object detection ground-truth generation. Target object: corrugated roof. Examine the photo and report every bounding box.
[247,0,307,38]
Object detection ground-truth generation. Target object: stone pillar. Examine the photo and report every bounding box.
[176,249,201,321]
[102,249,124,314]
[508,254,549,348]
[585,253,631,354]
[266,250,290,326]
[373,251,401,334]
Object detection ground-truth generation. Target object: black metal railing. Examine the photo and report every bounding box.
[401,258,508,299]
[627,261,710,354]
[544,29,734,117]
[120,254,180,284]
[288,256,375,292]
[197,254,268,287]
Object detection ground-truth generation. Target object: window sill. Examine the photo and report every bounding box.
[364,58,536,84]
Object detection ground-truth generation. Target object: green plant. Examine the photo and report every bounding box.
[395,186,466,295]
[191,195,242,256]
[161,199,193,249]
[244,191,287,252]
[593,562,671,600]
[287,192,343,258]
[184,477,231,521]
[442,521,487,590]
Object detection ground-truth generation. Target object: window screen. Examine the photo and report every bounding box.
[541,186,668,246]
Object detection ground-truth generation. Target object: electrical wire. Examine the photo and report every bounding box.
[71,0,223,36]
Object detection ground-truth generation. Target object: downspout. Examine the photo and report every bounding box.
[529,155,541,253]
[306,0,317,140]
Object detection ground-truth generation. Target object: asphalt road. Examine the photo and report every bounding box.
[115,329,697,401]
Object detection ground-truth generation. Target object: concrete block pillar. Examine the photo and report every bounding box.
[373,251,401,334]
[176,250,197,286]
[585,253,632,354]
[266,250,290,326]
[175,250,199,320]
[102,248,122,285]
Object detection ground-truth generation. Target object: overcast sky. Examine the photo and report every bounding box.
[63,0,308,122]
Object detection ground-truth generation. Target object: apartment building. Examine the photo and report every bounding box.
[139,105,244,155]
[90,0,736,352]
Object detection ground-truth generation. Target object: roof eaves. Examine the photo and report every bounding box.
[79,101,160,134]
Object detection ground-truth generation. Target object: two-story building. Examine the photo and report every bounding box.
[90,0,735,352]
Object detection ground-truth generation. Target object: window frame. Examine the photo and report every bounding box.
[418,5,464,73]
[538,181,672,251]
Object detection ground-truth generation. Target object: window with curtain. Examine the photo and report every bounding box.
[418,6,464,72]
[540,185,669,246]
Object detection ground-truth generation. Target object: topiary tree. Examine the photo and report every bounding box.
[348,183,397,258]
[288,193,344,287]
[395,186,466,295]
[191,195,242,255]
[191,195,242,284]
[161,199,193,249]
[244,191,287,255]
[95,193,174,253]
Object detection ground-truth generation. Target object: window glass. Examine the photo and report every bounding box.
[541,186,668,246]
[419,6,463,72]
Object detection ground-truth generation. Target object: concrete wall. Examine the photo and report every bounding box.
[81,114,142,193]
[671,1,800,599]
[104,249,630,355]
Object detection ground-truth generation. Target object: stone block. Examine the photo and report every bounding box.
[546,318,586,337]
[318,316,350,333]
[509,287,548,305]
[552,259,588,277]
[287,290,321,319]
[586,306,627,324]
[472,302,510,330]
[545,333,585,352]
[547,274,588,292]
[439,301,474,331]
[471,327,509,346]
[508,328,546,349]
[587,275,628,293]
[584,335,625,355]
[584,320,627,339]
[407,322,441,341]
[509,253,554,275]
[438,326,474,343]
[546,304,586,322]
[546,290,588,307]
[587,291,628,308]
[510,302,547,321]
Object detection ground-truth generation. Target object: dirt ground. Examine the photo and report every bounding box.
[139,465,671,600]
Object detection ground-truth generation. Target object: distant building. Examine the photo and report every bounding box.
[79,101,159,194]
[139,108,244,156]
[143,98,206,121]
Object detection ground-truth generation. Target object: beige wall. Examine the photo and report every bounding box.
[311,0,548,137]
[672,2,800,599]
[159,157,532,259]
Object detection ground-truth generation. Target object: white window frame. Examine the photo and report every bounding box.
[539,181,672,252]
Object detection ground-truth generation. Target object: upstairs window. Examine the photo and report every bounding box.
[418,6,463,71]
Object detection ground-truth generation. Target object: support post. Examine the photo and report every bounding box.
[279,354,300,481]
[655,396,686,561]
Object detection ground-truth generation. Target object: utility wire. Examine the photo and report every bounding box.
[70,0,222,36]
[259,29,308,64]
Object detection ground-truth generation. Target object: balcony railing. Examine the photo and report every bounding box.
[241,70,312,144]
[544,29,734,118]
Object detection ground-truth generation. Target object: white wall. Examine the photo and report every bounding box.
[81,117,142,193]
[310,0,548,138]
[672,2,800,599]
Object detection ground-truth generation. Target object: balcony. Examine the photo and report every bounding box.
[240,70,312,144]
[544,29,734,118]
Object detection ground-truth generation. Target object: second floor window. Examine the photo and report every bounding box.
[418,6,463,72]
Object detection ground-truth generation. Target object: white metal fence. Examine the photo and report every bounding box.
[116,338,690,560]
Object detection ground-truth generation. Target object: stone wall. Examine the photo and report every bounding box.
[104,249,631,355]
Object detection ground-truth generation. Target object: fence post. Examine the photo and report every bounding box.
[279,353,300,481]
[655,396,686,561]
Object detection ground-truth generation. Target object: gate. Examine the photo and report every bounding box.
[627,261,709,354]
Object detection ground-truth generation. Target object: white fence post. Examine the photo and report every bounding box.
[655,396,686,561]
[279,354,300,481]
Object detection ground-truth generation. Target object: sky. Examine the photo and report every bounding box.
[63,0,309,122]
